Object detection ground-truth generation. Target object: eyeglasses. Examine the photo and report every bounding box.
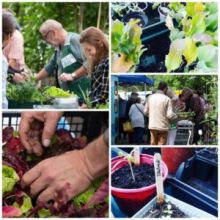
[42,30,52,41]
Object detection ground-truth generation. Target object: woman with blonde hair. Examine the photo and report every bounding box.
[80,27,109,107]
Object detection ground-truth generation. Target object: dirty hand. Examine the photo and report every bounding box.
[19,112,63,155]
[21,134,109,205]
[59,73,73,82]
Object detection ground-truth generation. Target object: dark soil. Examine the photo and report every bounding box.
[143,201,188,218]
[111,163,155,189]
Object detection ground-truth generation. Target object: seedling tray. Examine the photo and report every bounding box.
[111,177,218,217]
[165,178,218,217]
[196,148,218,166]
[132,194,215,218]
[137,21,170,72]
[141,20,169,44]
[175,154,218,199]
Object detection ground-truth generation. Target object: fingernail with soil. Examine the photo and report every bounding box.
[43,139,51,147]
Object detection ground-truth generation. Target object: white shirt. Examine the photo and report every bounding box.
[2,54,8,109]
[144,91,177,131]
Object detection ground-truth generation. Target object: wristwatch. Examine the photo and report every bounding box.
[71,72,77,80]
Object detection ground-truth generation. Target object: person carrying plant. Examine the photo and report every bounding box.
[144,81,177,145]
[2,12,16,109]
[19,112,109,206]
[181,88,205,144]
[34,19,90,100]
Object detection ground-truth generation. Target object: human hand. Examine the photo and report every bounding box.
[59,73,73,82]
[19,112,63,155]
[21,134,109,205]
[80,103,88,109]
[13,73,26,83]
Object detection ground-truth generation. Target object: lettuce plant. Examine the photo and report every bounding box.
[112,19,146,72]
[164,2,218,73]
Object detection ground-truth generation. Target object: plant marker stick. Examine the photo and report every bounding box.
[127,155,136,182]
[154,153,164,204]
[133,147,140,165]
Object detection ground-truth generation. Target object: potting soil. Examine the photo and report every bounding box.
[143,201,188,218]
[112,163,155,189]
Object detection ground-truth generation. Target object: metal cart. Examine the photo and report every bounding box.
[175,120,195,145]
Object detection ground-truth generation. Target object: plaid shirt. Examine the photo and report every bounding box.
[90,57,109,106]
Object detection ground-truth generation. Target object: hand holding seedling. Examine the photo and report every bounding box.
[21,133,108,206]
[19,112,63,156]
[154,153,164,205]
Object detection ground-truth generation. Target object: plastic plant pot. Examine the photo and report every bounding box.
[138,2,148,12]
[132,194,215,218]
[111,154,168,216]
[8,100,41,109]
[161,148,194,175]
[122,12,149,27]
[158,6,169,21]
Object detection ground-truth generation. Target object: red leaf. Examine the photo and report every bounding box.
[3,206,22,217]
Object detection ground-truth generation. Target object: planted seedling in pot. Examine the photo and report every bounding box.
[143,153,188,218]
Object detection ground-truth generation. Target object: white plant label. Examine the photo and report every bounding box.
[154,153,164,203]
[133,147,140,165]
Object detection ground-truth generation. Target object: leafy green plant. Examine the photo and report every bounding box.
[6,81,48,104]
[164,2,218,72]
[79,86,92,109]
[3,165,20,194]
[111,19,146,72]
[44,86,75,98]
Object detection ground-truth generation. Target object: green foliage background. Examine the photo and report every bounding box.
[3,2,109,72]
[119,75,218,107]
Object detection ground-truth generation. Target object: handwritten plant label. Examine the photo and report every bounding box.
[154,153,164,204]
[133,147,140,165]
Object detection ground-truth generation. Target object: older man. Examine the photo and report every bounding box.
[144,82,177,145]
[36,19,90,98]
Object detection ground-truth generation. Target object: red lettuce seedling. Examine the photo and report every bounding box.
[3,206,22,217]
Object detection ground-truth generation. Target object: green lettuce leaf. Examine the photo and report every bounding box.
[13,192,33,216]
[38,208,52,218]
[183,38,198,66]
[3,165,20,193]
[165,39,185,72]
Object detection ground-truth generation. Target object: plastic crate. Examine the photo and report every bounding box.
[2,112,108,143]
[165,178,218,217]
[175,153,218,199]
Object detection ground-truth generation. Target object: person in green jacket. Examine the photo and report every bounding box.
[35,19,90,99]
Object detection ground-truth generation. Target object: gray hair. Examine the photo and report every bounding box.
[39,19,63,34]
